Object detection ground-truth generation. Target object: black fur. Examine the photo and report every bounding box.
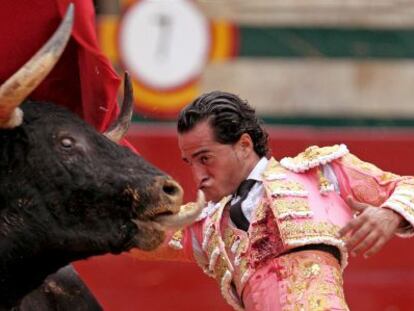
[15,265,102,311]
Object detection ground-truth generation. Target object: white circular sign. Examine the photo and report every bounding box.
[119,0,210,90]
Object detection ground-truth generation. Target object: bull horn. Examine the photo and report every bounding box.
[154,190,205,230]
[103,72,134,143]
[0,3,74,128]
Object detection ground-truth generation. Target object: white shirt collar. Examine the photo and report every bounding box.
[246,157,268,182]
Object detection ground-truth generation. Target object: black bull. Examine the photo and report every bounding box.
[0,100,185,305]
[0,5,201,310]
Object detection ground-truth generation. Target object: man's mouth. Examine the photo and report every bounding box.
[199,182,210,190]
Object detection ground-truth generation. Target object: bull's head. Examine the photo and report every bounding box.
[0,4,202,306]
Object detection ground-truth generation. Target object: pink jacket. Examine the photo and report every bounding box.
[131,144,414,310]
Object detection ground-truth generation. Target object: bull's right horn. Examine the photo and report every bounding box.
[0,3,74,128]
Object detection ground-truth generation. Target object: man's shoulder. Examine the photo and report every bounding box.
[279,144,349,173]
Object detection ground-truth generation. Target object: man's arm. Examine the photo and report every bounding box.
[332,153,414,258]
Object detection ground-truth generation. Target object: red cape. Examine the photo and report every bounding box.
[0,0,121,132]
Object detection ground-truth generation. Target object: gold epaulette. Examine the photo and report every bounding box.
[280,144,349,173]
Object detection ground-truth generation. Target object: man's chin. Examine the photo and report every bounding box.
[202,191,214,203]
[201,187,228,203]
[204,192,224,204]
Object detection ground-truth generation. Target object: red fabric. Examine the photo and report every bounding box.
[0,0,121,132]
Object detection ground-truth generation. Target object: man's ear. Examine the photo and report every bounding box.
[238,133,254,156]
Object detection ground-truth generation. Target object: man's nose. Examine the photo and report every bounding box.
[192,165,207,185]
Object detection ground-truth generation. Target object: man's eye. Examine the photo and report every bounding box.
[200,156,211,165]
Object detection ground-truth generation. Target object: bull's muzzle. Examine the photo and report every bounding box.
[154,176,184,215]
[135,178,204,232]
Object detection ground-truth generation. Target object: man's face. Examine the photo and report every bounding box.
[178,121,246,203]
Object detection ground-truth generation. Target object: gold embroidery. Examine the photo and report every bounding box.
[304,263,321,277]
[280,220,341,241]
[254,202,268,222]
[271,197,311,219]
[204,233,234,283]
[249,222,270,245]
[267,180,307,195]
[239,235,249,252]
[262,159,288,178]
[171,229,183,241]
[238,257,250,276]
[317,167,334,194]
[214,255,230,280]
[280,252,349,311]
[204,233,221,266]
[204,210,234,282]
[202,198,227,265]
[223,228,237,249]
[266,158,286,172]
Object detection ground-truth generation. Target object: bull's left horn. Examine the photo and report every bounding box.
[0,4,74,128]
[103,72,134,143]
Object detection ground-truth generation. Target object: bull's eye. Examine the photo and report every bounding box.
[60,137,74,149]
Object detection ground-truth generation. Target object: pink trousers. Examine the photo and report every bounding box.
[242,250,349,311]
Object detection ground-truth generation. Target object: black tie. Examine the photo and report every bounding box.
[229,179,256,231]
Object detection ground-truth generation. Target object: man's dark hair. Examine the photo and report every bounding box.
[177,91,269,157]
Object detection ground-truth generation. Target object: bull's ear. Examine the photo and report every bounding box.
[103,72,134,143]
[0,3,74,129]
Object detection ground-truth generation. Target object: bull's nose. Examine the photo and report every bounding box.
[157,177,183,211]
[162,179,182,197]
